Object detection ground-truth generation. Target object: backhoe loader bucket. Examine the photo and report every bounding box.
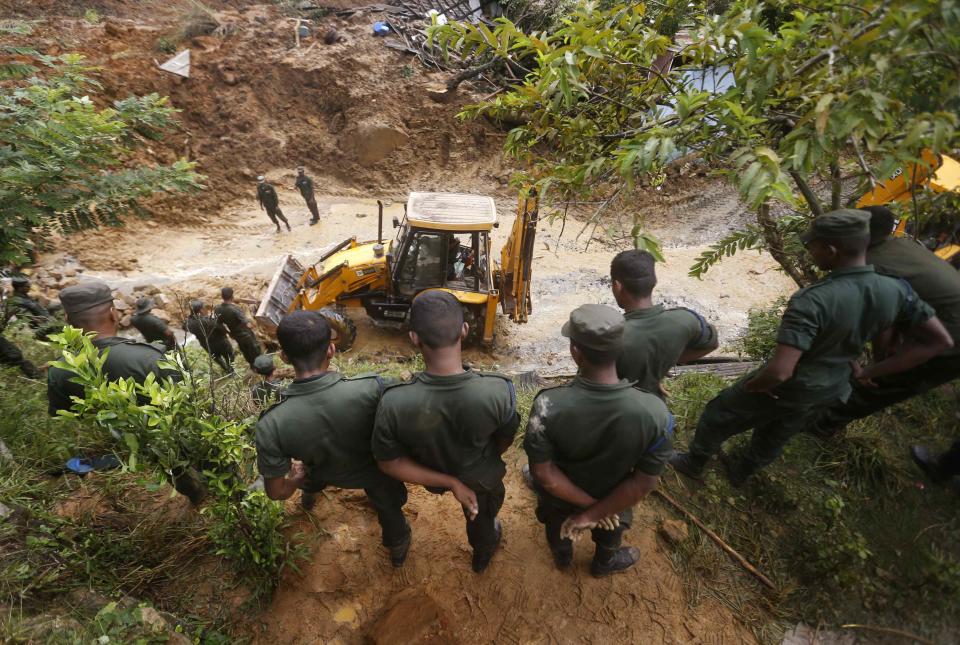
[255,254,304,333]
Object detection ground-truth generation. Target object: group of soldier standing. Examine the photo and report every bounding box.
[256,166,320,232]
[18,205,960,577]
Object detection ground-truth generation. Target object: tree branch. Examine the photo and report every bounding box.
[831,161,842,211]
[789,170,824,216]
[792,19,884,77]
[850,136,876,189]
[756,203,812,288]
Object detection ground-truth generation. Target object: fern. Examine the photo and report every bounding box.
[688,227,762,279]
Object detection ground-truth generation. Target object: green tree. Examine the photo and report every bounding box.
[431,0,960,285]
[0,26,201,265]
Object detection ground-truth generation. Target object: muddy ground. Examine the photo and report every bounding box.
[11,1,797,641]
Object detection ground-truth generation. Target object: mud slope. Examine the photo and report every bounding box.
[257,459,757,644]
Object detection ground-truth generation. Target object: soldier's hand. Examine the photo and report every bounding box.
[850,360,878,388]
[289,460,307,485]
[560,513,599,541]
[451,480,479,520]
[596,514,620,532]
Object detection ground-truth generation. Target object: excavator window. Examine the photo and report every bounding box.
[395,230,445,296]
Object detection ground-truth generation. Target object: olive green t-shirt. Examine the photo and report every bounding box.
[371,370,520,492]
[185,314,231,352]
[867,237,960,356]
[773,265,935,403]
[214,303,252,337]
[47,337,181,415]
[616,305,717,395]
[523,377,673,499]
[255,372,385,490]
[130,312,171,346]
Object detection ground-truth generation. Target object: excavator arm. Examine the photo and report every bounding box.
[498,190,539,323]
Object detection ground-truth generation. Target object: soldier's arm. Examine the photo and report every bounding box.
[562,471,660,534]
[530,461,597,508]
[744,344,803,393]
[678,310,720,364]
[858,316,953,382]
[263,461,307,501]
[377,456,479,520]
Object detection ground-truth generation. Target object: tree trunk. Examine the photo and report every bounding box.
[755,203,816,288]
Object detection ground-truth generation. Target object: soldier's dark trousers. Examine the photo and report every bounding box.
[209,345,235,373]
[536,496,626,561]
[937,440,960,478]
[816,354,960,434]
[233,330,262,366]
[266,206,289,229]
[459,481,505,558]
[305,197,320,223]
[363,476,411,547]
[689,379,825,472]
[0,336,39,378]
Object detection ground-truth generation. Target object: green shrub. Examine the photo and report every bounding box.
[734,297,787,362]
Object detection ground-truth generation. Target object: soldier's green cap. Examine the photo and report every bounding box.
[11,274,29,287]
[252,355,276,375]
[561,304,624,353]
[60,279,114,316]
[800,209,871,244]
[135,297,154,314]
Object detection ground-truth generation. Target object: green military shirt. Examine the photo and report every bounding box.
[867,237,960,356]
[214,302,256,339]
[10,293,52,328]
[295,174,316,201]
[250,378,284,407]
[47,337,181,415]
[130,312,172,347]
[185,314,232,353]
[772,264,935,404]
[372,370,520,492]
[617,305,717,395]
[524,377,673,500]
[255,372,385,489]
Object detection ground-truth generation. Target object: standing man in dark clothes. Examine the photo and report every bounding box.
[524,304,673,576]
[256,176,291,233]
[255,311,411,565]
[130,297,176,352]
[671,210,954,486]
[0,335,40,379]
[47,280,181,415]
[813,206,960,436]
[610,250,718,397]
[372,291,520,573]
[185,299,235,374]
[295,166,320,226]
[250,354,283,407]
[9,275,61,340]
[214,287,262,367]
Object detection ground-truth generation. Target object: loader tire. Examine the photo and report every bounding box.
[319,307,357,352]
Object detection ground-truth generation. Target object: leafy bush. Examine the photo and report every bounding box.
[734,297,787,362]
[48,327,298,588]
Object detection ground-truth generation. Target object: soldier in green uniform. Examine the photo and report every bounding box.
[214,287,262,367]
[0,335,40,379]
[47,280,181,415]
[813,206,960,436]
[610,250,719,397]
[294,166,320,226]
[256,176,291,233]
[372,291,520,573]
[671,210,954,485]
[250,354,283,406]
[524,304,673,576]
[9,275,61,340]
[131,297,176,352]
[255,311,411,565]
[185,299,235,374]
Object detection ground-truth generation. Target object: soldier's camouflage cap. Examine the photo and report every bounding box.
[252,354,276,375]
[60,279,114,316]
[561,303,624,353]
[800,209,871,244]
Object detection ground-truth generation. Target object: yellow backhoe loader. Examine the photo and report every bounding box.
[857,149,960,264]
[255,191,539,350]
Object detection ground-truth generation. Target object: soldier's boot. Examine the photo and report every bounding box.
[590,545,640,578]
[720,452,760,488]
[669,451,709,479]
[388,527,412,567]
[301,491,318,511]
[471,519,502,573]
[172,468,208,507]
[550,545,573,570]
[910,445,949,484]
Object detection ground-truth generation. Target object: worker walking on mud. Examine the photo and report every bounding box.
[214,287,262,367]
[255,311,412,565]
[294,166,320,226]
[131,297,176,352]
[524,304,673,576]
[185,299,235,374]
[257,176,291,233]
[372,291,520,573]
[812,206,960,438]
[671,210,954,486]
[610,250,719,397]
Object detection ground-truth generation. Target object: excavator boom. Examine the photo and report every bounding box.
[498,191,539,323]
